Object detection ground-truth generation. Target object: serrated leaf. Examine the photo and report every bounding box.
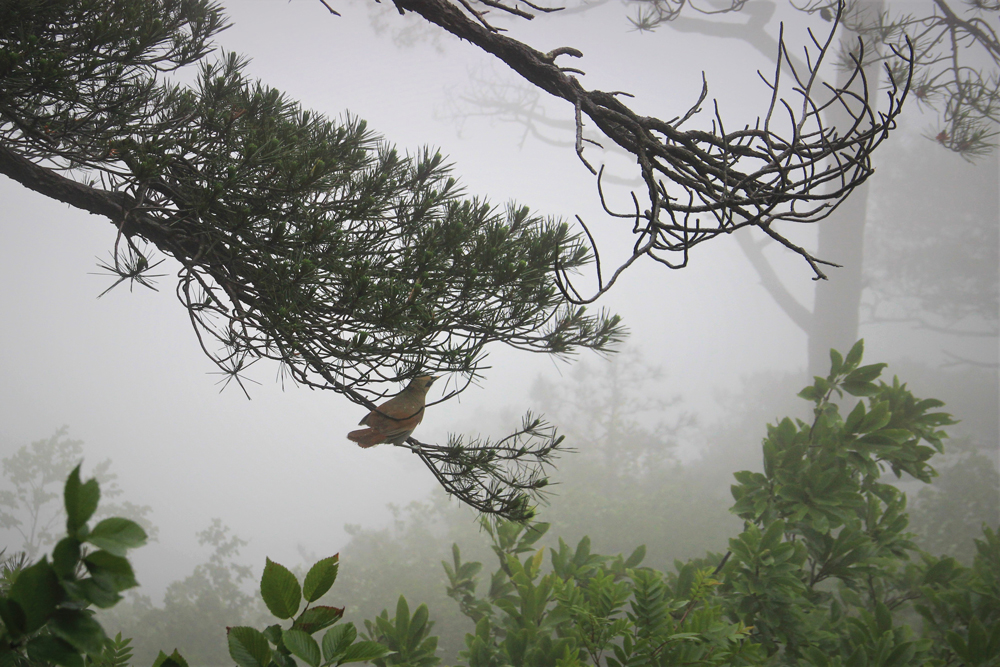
[10,557,62,633]
[152,649,189,667]
[272,651,296,667]
[228,626,272,667]
[64,465,99,535]
[86,518,147,556]
[263,624,283,645]
[322,624,357,662]
[26,635,84,667]
[303,555,339,603]
[283,629,320,667]
[293,605,344,634]
[336,641,393,665]
[261,558,301,619]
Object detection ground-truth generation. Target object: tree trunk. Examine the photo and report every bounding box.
[806,0,884,376]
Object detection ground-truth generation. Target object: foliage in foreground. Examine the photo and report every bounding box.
[0,465,147,667]
[2,342,998,667]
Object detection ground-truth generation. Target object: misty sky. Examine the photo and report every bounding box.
[0,0,996,597]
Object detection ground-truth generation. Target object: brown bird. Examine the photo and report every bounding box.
[347,376,436,448]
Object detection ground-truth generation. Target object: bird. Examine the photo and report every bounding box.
[347,376,436,448]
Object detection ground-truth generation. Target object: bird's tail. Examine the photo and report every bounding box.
[347,428,383,448]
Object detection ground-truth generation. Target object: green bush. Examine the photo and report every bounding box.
[3,342,998,667]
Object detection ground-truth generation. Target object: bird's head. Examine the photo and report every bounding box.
[406,375,436,394]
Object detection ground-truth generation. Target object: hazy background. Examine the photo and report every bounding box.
[1,0,997,659]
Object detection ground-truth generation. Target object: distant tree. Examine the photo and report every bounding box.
[96,519,266,666]
[525,350,738,565]
[865,135,998,353]
[0,0,627,519]
[0,427,156,560]
[909,437,1000,563]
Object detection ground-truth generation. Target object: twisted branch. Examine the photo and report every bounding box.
[374,0,912,302]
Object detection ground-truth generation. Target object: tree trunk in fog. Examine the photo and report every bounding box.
[807,157,868,376]
[805,2,882,376]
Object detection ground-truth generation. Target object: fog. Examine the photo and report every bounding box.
[1,0,997,658]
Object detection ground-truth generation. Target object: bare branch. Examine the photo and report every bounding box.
[371,0,910,301]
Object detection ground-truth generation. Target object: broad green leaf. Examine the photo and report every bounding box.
[520,522,550,547]
[0,599,27,637]
[64,465,99,535]
[860,401,891,433]
[968,617,988,663]
[409,604,429,642]
[84,551,138,592]
[395,596,410,640]
[624,545,646,569]
[843,381,880,397]
[798,385,820,402]
[322,623,357,662]
[283,629,320,667]
[261,558,301,619]
[829,348,844,376]
[761,520,785,551]
[845,401,867,433]
[293,605,344,635]
[844,340,865,370]
[49,609,108,656]
[303,555,339,603]
[336,641,393,665]
[676,563,695,597]
[805,646,830,667]
[874,602,892,634]
[10,558,62,633]
[528,548,545,578]
[846,363,886,384]
[53,538,81,578]
[946,631,969,662]
[86,518,147,556]
[263,624,283,645]
[272,652,296,667]
[228,626,272,667]
[26,635,84,667]
[76,578,122,609]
